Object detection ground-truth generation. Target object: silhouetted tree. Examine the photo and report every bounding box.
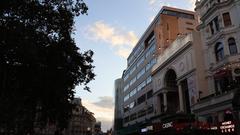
[0,0,94,134]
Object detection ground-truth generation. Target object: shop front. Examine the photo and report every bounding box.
[139,120,239,135]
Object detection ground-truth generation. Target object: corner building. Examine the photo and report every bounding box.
[120,6,198,135]
[192,0,240,134]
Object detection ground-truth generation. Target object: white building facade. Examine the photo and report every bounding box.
[193,0,240,130]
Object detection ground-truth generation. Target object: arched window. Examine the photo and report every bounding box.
[215,42,224,61]
[228,38,238,55]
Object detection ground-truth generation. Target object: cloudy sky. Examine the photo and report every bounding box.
[74,0,196,132]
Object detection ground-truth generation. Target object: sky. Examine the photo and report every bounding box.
[73,0,196,132]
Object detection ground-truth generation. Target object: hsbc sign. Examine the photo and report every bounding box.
[162,122,173,129]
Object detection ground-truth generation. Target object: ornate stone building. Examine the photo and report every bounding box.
[192,0,240,132]
[67,98,96,135]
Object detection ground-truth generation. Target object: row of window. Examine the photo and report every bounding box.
[124,43,156,82]
[208,12,232,35]
[123,58,156,92]
[127,33,156,66]
[124,76,152,102]
[124,90,153,113]
[124,105,154,123]
[127,43,145,66]
[215,37,238,62]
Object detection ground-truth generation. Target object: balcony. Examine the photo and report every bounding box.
[192,89,235,114]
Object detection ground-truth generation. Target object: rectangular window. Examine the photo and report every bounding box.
[137,57,145,67]
[123,74,129,81]
[129,88,137,97]
[124,84,129,92]
[146,76,152,84]
[209,22,214,34]
[223,12,232,27]
[124,94,129,102]
[129,101,135,109]
[130,113,137,121]
[147,90,153,99]
[129,66,136,75]
[137,68,145,79]
[138,109,146,118]
[137,94,146,105]
[130,77,136,86]
[137,81,146,91]
[214,17,220,32]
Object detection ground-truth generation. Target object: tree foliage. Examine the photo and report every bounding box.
[0,0,94,134]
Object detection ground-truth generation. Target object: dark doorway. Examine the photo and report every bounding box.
[181,79,191,113]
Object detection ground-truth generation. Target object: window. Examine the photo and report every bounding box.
[130,113,137,121]
[209,21,214,34]
[124,94,129,102]
[223,12,232,27]
[146,76,152,84]
[124,116,129,123]
[147,90,153,99]
[214,17,219,32]
[138,109,146,118]
[130,77,136,86]
[129,66,136,75]
[129,101,136,109]
[124,106,129,113]
[137,95,146,105]
[137,68,145,79]
[123,84,129,92]
[137,57,145,67]
[123,74,129,81]
[137,81,146,92]
[215,42,224,61]
[146,63,151,71]
[147,105,154,114]
[130,88,137,97]
[228,38,238,55]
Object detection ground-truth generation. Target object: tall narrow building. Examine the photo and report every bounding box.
[119,6,198,135]
[114,78,124,135]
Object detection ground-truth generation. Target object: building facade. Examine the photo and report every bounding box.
[151,31,207,121]
[67,98,96,135]
[119,6,198,135]
[192,0,240,133]
[114,78,124,134]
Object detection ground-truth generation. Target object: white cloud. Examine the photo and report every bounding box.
[115,47,131,59]
[148,0,157,6]
[85,21,138,58]
[93,96,114,109]
[82,97,114,132]
[185,0,196,11]
[147,0,172,12]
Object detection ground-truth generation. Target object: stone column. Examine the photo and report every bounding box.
[163,92,167,112]
[178,83,184,112]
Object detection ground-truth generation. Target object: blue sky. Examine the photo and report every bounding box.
[73,0,195,131]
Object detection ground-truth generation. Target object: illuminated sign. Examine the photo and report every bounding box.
[162,122,173,129]
[210,126,218,130]
[141,126,153,133]
[220,121,235,133]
